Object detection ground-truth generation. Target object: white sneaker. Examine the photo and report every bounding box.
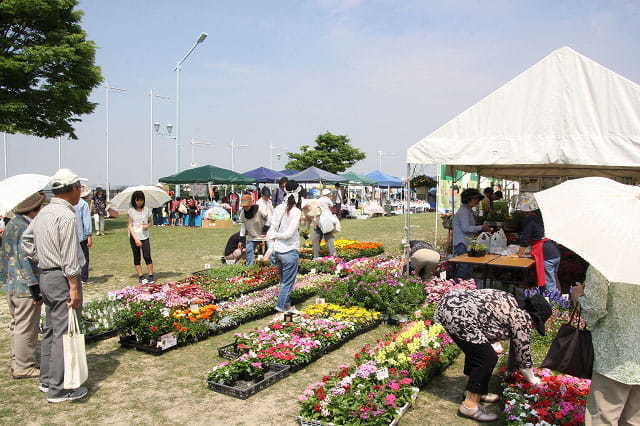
[287,306,301,315]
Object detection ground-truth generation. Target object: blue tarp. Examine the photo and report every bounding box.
[288,167,347,183]
[242,167,285,183]
[365,170,404,187]
[278,169,299,176]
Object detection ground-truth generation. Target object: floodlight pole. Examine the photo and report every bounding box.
[104,79,127,201]
[149,89,171,184]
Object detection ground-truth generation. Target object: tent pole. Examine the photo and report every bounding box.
[404,163,411,276]
[434,164,440,249]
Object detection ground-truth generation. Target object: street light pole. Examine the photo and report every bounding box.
[58,136,62,168]
[230,139,249,172]
[269,142,280,170]
[104,79,126,201]
[3,133,7,178]
[174,32,208,197]
[190,138,214,167]
[149,89,171,185]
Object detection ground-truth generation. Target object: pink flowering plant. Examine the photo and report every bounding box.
[422,277,477,304]
[298,363,416,425]
[110,281,215,308]
[185,265,279,301]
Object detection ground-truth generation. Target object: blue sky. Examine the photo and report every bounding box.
[8,0,640,186]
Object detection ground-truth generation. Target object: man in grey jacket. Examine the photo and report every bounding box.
[22,169,88,403]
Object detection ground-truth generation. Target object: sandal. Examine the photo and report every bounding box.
[458,404,499,422]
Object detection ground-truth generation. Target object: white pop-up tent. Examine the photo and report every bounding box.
[407,46,640,179]
[403,46,640,254]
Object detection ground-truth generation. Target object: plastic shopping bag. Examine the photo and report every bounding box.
[319,211,337,234]
[477,232,492,249]
[63,308,88,389]
[489,229,508,254]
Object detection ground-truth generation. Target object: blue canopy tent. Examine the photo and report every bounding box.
[288,167,347,183]
[365,170,404,187]
[279,169,299,176]
[242,167,285,183]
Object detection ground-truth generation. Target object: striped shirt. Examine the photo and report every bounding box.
[21,197,85,278]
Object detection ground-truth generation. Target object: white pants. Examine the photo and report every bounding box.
[93,214,105,234]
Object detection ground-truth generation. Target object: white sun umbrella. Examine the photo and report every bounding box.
[534,177,640,285]
[0,174,51,216]
[109,185,171,210]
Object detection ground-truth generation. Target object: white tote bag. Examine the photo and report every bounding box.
[63,308,88,389]
[319,211,337,234]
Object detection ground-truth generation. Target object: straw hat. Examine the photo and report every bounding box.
[14,192,46,214]
[410,249,440,278]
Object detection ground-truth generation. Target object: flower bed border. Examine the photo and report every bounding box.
[207,363,291,400]
[296,387,420,426]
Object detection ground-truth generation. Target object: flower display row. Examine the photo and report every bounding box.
[297,320,461,425]
[300,239,385,260]
[502,368,590,425]
[209,304,381,387]
[299,257,343,275]
[421,277,477,305]
[113,300,222,346]
[80,298,124,341]
[320,270,426,317]
[110,281,215,308]
[183,265,280,301]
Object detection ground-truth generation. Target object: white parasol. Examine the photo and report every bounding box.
[534,177,640,285]
[109,185,171,210]
[0,174,51,216]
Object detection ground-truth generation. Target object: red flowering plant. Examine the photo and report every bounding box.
[503,368,591,425]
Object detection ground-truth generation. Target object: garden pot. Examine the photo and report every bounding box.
[468,249,487,257]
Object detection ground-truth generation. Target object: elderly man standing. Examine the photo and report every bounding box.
[1,192,46,379]
[22,169,88,403]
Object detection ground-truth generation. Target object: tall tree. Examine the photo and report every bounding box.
[285,132,366,174]
[0,0,103,138]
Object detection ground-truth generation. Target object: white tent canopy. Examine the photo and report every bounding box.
[406,47,640,179]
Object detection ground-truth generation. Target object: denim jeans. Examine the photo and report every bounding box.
[454,243,473,280]
[272,250,299,311]
[245,240,256,266]
[543,256,561,294]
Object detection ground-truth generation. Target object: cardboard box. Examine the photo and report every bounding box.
[201,219,235,229]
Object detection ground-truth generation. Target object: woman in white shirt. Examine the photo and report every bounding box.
[128,191,154,284]
[266,180,302,315]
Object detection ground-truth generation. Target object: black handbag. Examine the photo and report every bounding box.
[540,306,594,379]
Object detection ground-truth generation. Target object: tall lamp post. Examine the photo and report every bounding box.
[229,139,248,172]
[174,32,208,196]
[268,142,281,170]
[149,89,171,184]
[3,133,7,178]
[104,79,127,201]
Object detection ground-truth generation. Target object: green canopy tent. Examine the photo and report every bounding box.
[159,165,255,185]
[339,171,377,186]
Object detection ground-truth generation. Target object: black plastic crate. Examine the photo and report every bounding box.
[207,363,290,399]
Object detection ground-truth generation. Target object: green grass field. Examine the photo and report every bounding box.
[0,214,490,425]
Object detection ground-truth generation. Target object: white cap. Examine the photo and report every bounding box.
[321,188,331,196]
[50,168,87,189]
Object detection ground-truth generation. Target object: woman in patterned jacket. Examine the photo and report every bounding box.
[435,288,552,422]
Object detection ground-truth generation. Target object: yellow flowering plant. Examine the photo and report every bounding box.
[303,303,380,325]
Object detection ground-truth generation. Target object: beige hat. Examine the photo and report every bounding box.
[410,249,440,278]
[50,168,87,189]
[15,192,46,214]
[80,184,92,198]
[321,188,331,196]
[302,199,322,217]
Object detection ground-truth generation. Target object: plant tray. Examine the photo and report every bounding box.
[85,329,117,344]
[119,335,185,355]
[207,363,290,399]
[297,387,419,426]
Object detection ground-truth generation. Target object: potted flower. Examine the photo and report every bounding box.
[467,238,487,257]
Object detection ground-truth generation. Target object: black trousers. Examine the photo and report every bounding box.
[129,236,152,266]
[80,240,89,283]
[450,334,498,395]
